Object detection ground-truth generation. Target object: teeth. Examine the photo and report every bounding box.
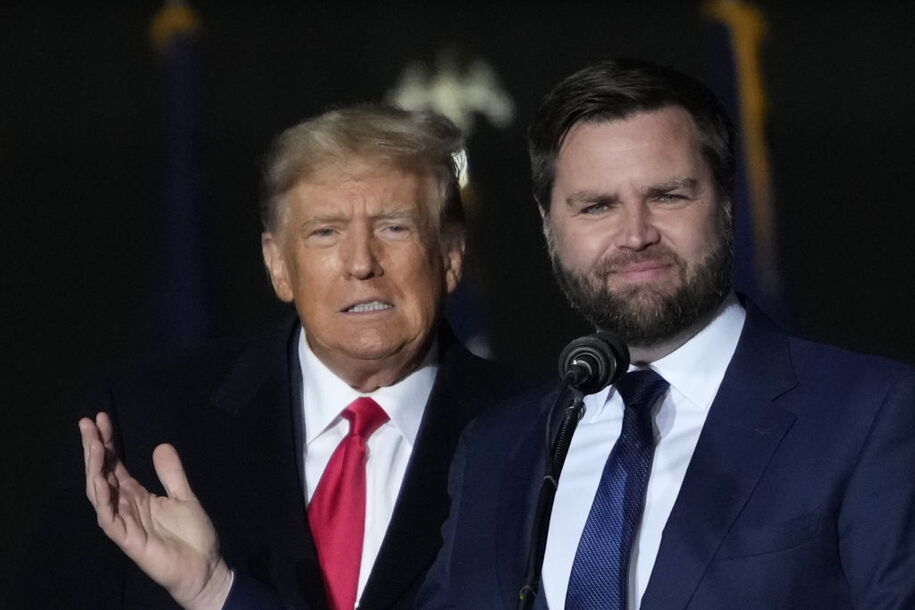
[346,301,393,313]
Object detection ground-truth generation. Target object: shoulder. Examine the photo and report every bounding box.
[434,333,527,416]
[82,316,297,411]
[460,378,559,446]
[738,300,915,434]
[786,333,915,404]
[787,332,914,378]
[740,297,915,394]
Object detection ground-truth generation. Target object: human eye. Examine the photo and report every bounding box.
[581,200,613,215]
[379,220,415,239]
[654,192,689,204]
[305,226,339,243]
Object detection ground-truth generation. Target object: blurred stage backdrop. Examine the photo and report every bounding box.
[2,0,914,585]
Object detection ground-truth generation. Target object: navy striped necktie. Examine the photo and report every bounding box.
[566,369,669,610]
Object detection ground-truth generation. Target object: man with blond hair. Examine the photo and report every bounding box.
[13,105,509,610]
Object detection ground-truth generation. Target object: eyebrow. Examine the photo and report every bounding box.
[565,191,619,207]
[374,209,420,221]
[645,178,698,193]
[564,178,699,207]
[299,208,419,227]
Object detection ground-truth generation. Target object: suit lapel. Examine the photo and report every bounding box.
[207,316,325,609]
[360,336,499,609]
[641,304,798,609]
[496,386,564,609]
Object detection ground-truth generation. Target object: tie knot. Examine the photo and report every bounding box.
[342,397,389,438]
[615,369,669,414]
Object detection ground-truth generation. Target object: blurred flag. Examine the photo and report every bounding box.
[703,0,788,322]
[148,0,214,346]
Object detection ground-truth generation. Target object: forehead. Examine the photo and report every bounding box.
[285,157,434,216]
[554,106,708,187]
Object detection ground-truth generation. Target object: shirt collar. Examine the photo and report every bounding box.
[585,292,745,417]
[649,291,745,410]
[299,327,438,446]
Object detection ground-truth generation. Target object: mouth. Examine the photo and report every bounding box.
[615,260,669,273]
[341,300,394,314]
[609,260,673,283]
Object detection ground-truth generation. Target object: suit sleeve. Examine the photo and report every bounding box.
[223,572,306,610]
[414,421,472,609]
[839,367,915,608]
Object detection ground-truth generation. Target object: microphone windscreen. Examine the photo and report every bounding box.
[558,332,629,394]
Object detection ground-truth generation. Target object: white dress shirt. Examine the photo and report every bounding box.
[298,329,437,605]
[542,293,746,609]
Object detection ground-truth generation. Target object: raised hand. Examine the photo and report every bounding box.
[79,413,233,610]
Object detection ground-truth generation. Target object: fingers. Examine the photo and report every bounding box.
[95,411,116,450]
[92,470,118,530]
[80,421,106,505]
[152,443,195,501]
[93,468,153,557]
[78,417,97,470]
[79,413,121,502]
[78,413,160,559]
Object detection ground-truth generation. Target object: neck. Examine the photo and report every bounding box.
[310,339,434,394]
[337,362,416,393]
[628,327,699,365]
[626,295,728,365]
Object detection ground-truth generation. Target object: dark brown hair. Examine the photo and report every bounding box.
[529,58,736,212]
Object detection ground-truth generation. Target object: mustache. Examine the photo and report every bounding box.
[592,247,685,279]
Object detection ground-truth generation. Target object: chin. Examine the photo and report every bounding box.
[340,333,410,362]
[332,321,431,359]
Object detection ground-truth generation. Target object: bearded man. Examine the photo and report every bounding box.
[419,58,915,609]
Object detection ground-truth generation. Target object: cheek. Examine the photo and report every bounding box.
[657,207,720,255]
[555,222,611,269]
[686,213,724,259]
[400,255,446,318]
[290,253,337,306]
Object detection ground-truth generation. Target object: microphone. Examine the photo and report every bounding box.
[558,331,630,394]
[518,331,630,609]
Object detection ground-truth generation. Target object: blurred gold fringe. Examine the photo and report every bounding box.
[704,0,779,294]
[149,1,201,54]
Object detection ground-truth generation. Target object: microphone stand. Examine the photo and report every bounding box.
[518,376,585,610]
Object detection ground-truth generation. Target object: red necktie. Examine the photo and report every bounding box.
[308,397,389,610]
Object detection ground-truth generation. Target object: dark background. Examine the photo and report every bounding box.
[3,1,914,588]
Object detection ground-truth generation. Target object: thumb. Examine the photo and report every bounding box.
[152,443,195,501]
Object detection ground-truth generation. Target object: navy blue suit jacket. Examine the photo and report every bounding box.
[418,302,915,609]
[8,317,509,610]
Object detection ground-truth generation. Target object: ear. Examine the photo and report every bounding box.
[261,232,294,303]
[442,236,465,295]
[540,205,553,242]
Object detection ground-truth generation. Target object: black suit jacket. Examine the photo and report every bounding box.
[419,301,915,609]
[8,316,509,609]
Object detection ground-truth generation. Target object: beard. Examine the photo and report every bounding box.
[547,232,732,348]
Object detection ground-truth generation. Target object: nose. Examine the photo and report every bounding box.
[618,203,661,251]
[341,227,383,280]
